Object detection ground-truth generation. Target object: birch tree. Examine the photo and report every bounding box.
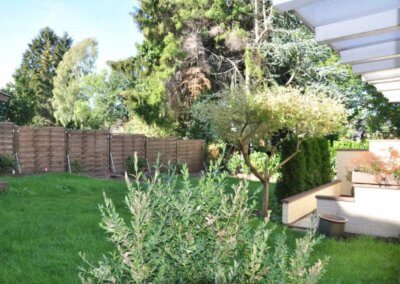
[52,39,98,128]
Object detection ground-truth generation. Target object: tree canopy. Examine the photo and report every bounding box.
[6,27,72,125]
[118,0,391,138]
[201,86,346,216]
[2,3,400,138]
[52,38,98,128]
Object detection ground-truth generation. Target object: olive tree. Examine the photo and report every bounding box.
[205,87,346,217]
[80,159,328,282]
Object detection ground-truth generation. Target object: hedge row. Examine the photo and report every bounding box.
[276,137,333,201]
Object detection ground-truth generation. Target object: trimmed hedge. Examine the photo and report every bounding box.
[276,137,333,201]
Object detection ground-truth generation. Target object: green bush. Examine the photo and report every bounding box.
[125,155,148,174]
[276,138,307,201]
[227,151,280,175]
[319,138,334,184]
[71,160,82,174]
[276,137,334,201]
[80,160,327,283]
[227,151,246,174]
[332,139,368,150]
[0,154,16,175]
[168,161,184,173]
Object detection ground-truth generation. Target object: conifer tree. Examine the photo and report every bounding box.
[7,27,72,125]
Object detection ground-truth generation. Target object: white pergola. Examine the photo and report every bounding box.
[273,0,400,103]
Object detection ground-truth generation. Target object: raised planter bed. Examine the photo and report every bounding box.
[351,171,400,187]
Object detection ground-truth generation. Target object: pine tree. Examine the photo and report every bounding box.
[7,27,72,125]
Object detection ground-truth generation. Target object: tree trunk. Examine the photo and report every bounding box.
[262,178,270,218]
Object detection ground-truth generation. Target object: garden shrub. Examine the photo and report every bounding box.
[207,142,225,161]
[276,137,334,201]
[0,154,16,175]
[71,160,82,174]
[276,138,307,201]
[303,140,318,189]
[80,156,327,283]
[125,155,148,174]
[227,151,246,174]
[227,151,279,176]
[319,138,334,184]
[332,139,368,151]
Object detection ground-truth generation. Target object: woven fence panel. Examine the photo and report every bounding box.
[146,137,178,166]
[110,133,146,174]
[0,122,15,155]
[177,140,204,172]
[67,130,109,175]
[18,127,66,173]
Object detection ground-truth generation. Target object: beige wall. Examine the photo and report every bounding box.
[336,150,368,195]
[317,187,400,238]
[282,180,342,224]
[369,140,400,161]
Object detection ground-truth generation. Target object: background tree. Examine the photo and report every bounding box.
[6,27,72,125]
[52,39,98,128]
[80,70,130,129]
[119,0,398,139]
[201,87,346,217]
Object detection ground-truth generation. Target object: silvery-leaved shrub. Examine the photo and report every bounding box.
[79,154,328,283]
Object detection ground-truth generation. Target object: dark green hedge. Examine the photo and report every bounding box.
[0,154,16,175]
[276,137,333,201]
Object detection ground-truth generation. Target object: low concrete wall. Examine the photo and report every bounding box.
[336,150,368,195]
[282,180,342,225]
[317,186,400,238]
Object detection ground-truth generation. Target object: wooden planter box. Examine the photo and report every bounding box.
[352,171,400,186]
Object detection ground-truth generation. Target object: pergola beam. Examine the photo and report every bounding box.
[316,9,400,43]
[272,0,321,12]
[382,90,400,100]
[341,40,400,65]
[368,77,400,84]
[362,68,400,82]
[272,0,400,103]
[375,81,400,91]
[353,58,400,74]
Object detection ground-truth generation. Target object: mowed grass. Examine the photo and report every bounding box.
[0,173,399,283]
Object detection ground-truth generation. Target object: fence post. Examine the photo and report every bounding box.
[108,132,112,174]
[175,139,178,164]
[12,123,17,155]
[145,136,148,160]
[65,129,69,173]
[12,123,22,174]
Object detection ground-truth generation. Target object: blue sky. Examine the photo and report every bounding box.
[0,0,143,88]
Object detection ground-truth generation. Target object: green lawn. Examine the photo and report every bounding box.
[0,173,398,283]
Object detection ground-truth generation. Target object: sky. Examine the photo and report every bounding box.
[0,0,143,88]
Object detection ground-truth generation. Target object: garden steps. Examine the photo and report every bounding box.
[282,180,342,225]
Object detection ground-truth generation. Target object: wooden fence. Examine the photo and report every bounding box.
[0,122,204,175]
